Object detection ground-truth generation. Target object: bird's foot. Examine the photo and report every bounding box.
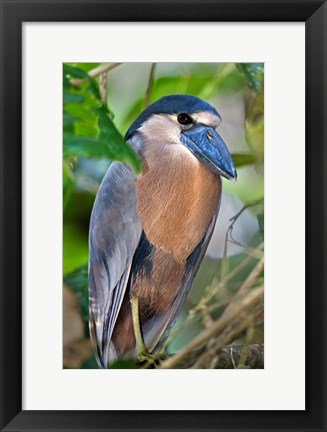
[137,350,168,368]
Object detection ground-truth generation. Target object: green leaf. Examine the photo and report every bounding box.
[236,63,264,93]
[64,264,89,322]
[96,107,141,172]
[65,103,98,123]
[74,121,99,138]
[63,64,100,99]
[63,160,75,216]
[70,63,100,73]
[63,63,140,172]
[252,201,264,237]
[257,213,264,236]
[232,153,256,167]
[63,64,90,80]
[245,89,264,162]
[63,135,113,158]
[63,92,85,104]
[109,359,139,369]
[81,356,98,369]
[245,120,264,163]
[220,70,246,91]
[63,113,78,128]
[63,73,70,89]
[63,224,88,276]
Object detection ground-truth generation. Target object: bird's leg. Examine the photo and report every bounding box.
[130,293,149,359]
[130,294,167,368]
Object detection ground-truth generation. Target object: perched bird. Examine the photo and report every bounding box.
[89,95,236,368]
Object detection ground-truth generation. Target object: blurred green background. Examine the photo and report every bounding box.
[63,63,264,368]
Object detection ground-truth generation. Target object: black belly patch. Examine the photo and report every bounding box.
[130,231,154,279]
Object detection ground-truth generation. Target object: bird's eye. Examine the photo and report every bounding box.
[177,113,193,125]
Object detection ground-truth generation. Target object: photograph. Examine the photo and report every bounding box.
[63,62,264,369]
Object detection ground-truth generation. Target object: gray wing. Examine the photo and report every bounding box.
[144,193,221,353]
[88,162,142,368]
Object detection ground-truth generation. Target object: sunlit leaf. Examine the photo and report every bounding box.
[96,107,141,172]
[63,63,141,172]
[218,70,245,92]
[65,102,98,122]
[63,159,75,216]
[74,121,98,138]
[232,153,256,167]
[63,224,88,276]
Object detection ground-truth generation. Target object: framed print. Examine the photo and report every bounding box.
[0,1,326,431]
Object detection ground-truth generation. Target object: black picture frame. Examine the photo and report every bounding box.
[1,1,326,431]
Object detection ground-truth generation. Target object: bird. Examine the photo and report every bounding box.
[88,95,237,368]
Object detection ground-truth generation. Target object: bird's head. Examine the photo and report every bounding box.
[125,95,237,181]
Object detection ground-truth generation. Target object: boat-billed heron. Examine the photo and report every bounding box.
[89,95,237,368]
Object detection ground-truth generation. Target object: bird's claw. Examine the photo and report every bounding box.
[137,350,168,368]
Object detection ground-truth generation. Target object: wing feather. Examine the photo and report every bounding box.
[88,162,142,368]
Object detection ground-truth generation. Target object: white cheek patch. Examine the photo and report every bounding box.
[139,114,181,145]
[192,111,222,128]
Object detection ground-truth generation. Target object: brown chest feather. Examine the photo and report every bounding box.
[135,145,221,263]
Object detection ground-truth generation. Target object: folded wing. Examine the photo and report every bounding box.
[88,162,142,368]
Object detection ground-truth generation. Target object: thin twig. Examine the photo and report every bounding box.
[229,199,263,225]
[88,62,122,78]
[99,63,108,106]
[161,242,264,351]
[230,342,237,369]
[160,285,264,369]
[225,199,264,250]
[179,343,264,369]
[217,344,264,369]
[192,306,263,368]
[191,242,264,314]
[144,63,156,108]
[70,62,122,86]
[227,256,264,305]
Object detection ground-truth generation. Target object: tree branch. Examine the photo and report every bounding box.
[228,257,264,304]
[99,63,108,106]
[191,305,263,368]
[181,343,264,369]
[144,63,156,108]
[70,62,122,86]
[160,285,264,369]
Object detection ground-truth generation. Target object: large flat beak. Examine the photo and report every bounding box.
[181,125,237,181]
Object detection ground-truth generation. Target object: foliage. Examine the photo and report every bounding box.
[64,265,89,330]
[62,62,264,369]
[63,64,141,219]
